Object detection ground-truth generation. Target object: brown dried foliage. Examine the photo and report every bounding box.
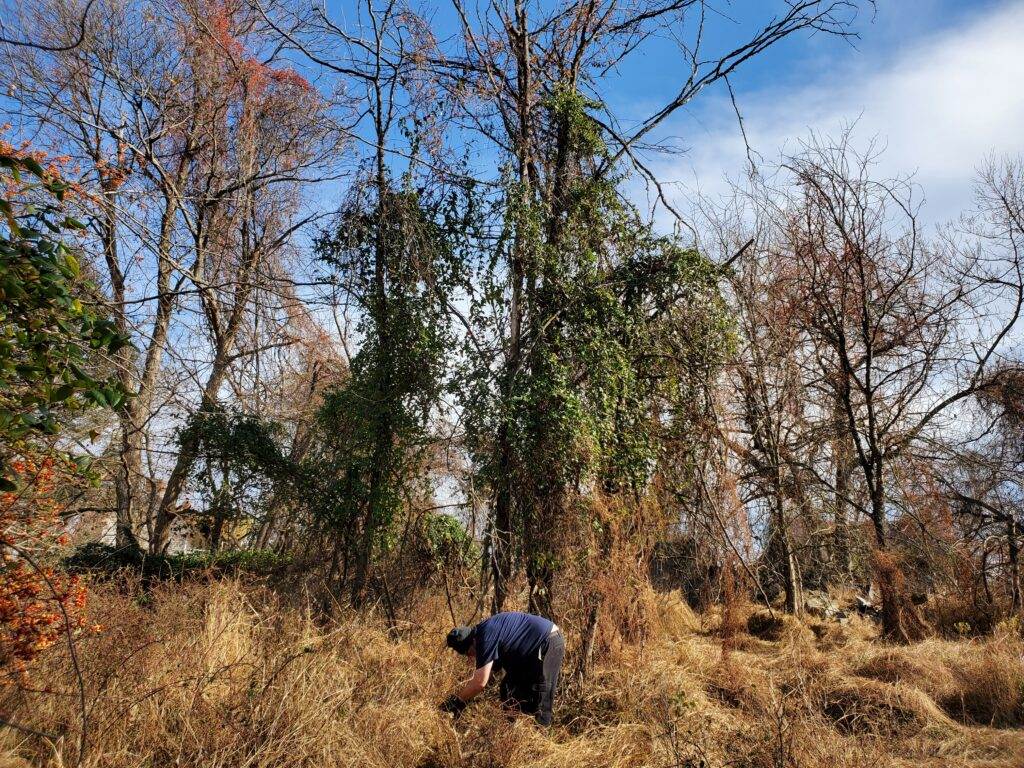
[5,581,1021,767]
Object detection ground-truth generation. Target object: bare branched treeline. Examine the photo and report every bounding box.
[1,0,342,552]
[712,137,1024,638]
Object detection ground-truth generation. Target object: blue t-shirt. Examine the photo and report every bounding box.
[473,612,553,670]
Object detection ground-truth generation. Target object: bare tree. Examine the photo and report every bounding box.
[727,254,814,613]
[744,137,1024,638]
[150,0,336,551]
[1,0,337,552]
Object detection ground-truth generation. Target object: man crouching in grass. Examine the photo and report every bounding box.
[441,611,565,726]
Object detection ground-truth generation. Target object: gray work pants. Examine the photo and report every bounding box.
[499,629,564,726]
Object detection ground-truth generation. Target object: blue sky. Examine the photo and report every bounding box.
[602,0,1005,101]
[319,1,1022,228]
[629,0,1024,228]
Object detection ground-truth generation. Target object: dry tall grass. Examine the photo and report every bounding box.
[2,581,1023,767]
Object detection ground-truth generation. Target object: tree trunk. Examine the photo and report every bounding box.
[112,416,141,551]
[491,427,516,613]
[577,518,613,680]
[150,183,263,553]
[980,549,993,605]
[111,194,180,551]
[1008,517,1021,612]
[254,514,276,550]
[525,487,559,619]
[833,455,852,579]
[209,510,225,554]
[868,480,926,641]
[578,601,600,679]
[150,358,232,553]
[99,191,142,552]
[350,144,394,607]
[868,483,900,637]
[491,3,531,614]
[778,507,802,615]
[350,424,392,607]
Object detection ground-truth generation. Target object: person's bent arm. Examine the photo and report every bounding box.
[457,661,492,701]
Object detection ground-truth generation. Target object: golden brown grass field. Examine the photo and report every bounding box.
[2,580,1023,768]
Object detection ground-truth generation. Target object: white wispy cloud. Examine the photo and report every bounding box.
[654,0,1024,228]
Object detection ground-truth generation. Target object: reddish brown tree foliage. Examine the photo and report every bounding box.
[1,455,93,676]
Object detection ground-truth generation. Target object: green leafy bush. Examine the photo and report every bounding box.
[0,147,130,489]
[64,542,290,579]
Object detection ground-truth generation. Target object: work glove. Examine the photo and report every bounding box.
[439,694,467,718]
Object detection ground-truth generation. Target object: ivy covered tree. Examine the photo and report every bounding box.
[314,183,465,605]
[176,407,295,553]
[459,89,733,626]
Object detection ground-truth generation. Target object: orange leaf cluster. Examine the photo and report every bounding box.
[1,454,93,677]
[205,0,312,103]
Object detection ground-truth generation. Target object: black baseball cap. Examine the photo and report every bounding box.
[446,626,474,654]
